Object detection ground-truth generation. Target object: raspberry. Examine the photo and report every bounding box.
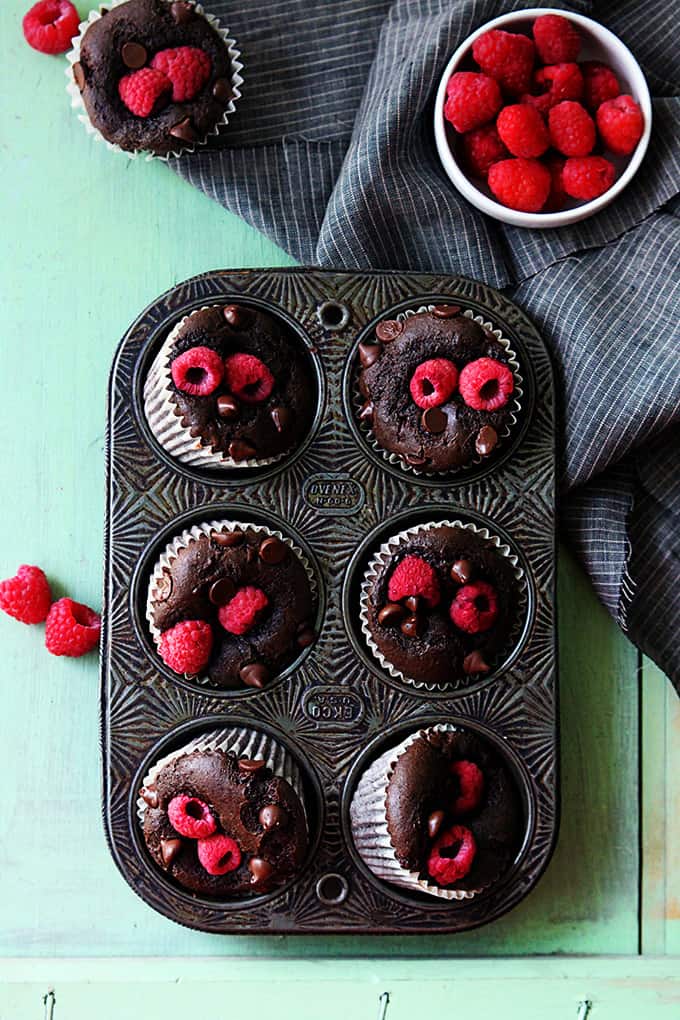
[22,0,79,55]
[45,598,100,657]
[409,358,458,409]
[543,155,568,212]
[458,357,514,411]
[596,95,644,155]
[118,67,172,118]
[427,825,476,885]
[168,795,217,839]
[158,619,213,674]
[532,14,580,64]
[444,72,502,133]
[171,346,224,396]
[387,555,440,608]
[451,760,485,814]
[0,565,52,624]
[461,124,508,177]
[581,61,620,112]
[450,581,498,634]
[224,353,275,404]
[524,62,583,114]
[548,101,595,156]
[218,586,269,636]
[488,157,550,212]
[150,46,212,103]
[471,29,535,96]
[496,104,549,158]
[562,156,616,200]
[197,833,242,875]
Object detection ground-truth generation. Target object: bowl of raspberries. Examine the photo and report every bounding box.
[434,8,651,227]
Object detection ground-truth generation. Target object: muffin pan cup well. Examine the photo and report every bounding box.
[103,268,558,934]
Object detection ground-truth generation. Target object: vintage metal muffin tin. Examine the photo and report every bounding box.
[102,267,557,934]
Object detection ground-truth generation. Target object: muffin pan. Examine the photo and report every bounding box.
[102,267,557,933]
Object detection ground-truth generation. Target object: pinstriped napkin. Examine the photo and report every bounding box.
[170,0,680,692]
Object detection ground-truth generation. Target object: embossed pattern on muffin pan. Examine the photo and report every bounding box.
[103,268,557,934]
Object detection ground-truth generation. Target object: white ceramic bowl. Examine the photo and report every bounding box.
[434,8,652,228]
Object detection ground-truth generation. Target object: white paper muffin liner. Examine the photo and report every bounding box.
[360,519,526,692]
[356,304,523,477]
[136,725,306,827]
[350,723,494,901]
[65,0,244,161]
[143,306,285,469]
[146,518,317,684]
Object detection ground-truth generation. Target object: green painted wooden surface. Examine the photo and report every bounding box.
[0,0,672,963]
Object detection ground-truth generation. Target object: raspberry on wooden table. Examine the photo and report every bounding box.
[596,95,644,155]
[562,156,616,200]
[158,619,213,674]
[0,564,52,624]
[532,14,581,64]
[548,101,596,157]
[22,0,79,54]
[472,29,535,95]
[444,72,502,133]
[497,104,549,158]
[45,598,100,657]
[488,157,551,212]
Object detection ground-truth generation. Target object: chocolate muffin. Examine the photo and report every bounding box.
[72,0,238,156]
[148,523,316,688]
[362,522,522,685]
[357,306,519,473]
[141,745,308,897]
[144,304,316,467]
[350,725,523,898]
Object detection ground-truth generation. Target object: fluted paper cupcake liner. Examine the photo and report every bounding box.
[143,307,284,469]
[356,304,523,478]
[360,519,527,692]
[65,1,243,162]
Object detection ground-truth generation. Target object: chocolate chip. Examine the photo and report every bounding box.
[169,117,197,143]
[296,628,316,649]
[228,439,256,461]
[427,810,445,839]
[405,453,427,467]
[170,1,194,23]
[212,529,244,547]
[270,406,291,433]
[421,406,447,434]
[476,425,498,456]
[238,758,266,773]
[450,559,472,584]
[140,787,159,809]
[358,342,381,368]
[160,837,183,866]
[359,401,374,423]
[400,614,423,638]
[212,78,233,103]
[377,602,404,626]
[249,857,275,884]
[217,394,239,420]
[463,650,490,674]
[432,304,461,318]
[223,304,250,328]
[209,577,236,606]
[239,662,270,688]
[404,595,421,613]
[154,573,173,602]
[121,42,147,69]
[73,62,85,90]
[375,319,403,343]
[259,804,288,830]
[259,536,286,564]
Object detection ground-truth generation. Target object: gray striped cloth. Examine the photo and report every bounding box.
[171,0,680,692]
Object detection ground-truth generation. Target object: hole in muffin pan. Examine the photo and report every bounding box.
[341,294,536,488]
[131,294,327,488]
[130,503,326,699]
[127,715,325,911]
[315,873,350,905]
[340,715,536,910]
[342,505,536,700]
[317,300,351,332]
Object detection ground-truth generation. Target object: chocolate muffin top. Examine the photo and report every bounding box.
[150,525,316,688]
[74,0,236,155]
[365,524,521,685]
[357,306,517,473]
[141,748,308,897]
[385,728,522,891]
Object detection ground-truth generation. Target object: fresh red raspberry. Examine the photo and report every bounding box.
[168,795,217,839]
[458,357,514,411]
[451,760,485,814]
[496,104,549,158]
[532,14,580,64]
[596,95,644,155]
[450,581,498,634]
[562,156,616,200]
[218,586,269,636]
[548,100,595,157]
[543,154,568,212]
[471,29,535,96]
[171,346,224,396]
[150,46,212,103]
[488,157,551,212]
[444,72,502,133]
[581,61,620,112]
[387,556,440,608]
[409,358,458,409]
[523,62,583,114]
[118,67,172,118]
[0,565,52,624]
[197,833,242,875]
[45,598,100,657]
[461,124,508,177]
[158,619,213,674]
[427,824,476,885]
[22,0,79,54]
[224,353,275,404]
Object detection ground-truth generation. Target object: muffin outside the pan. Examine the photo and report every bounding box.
[350,724,523,900]
[357,305,520,473]
[139,727,308,897]
[147,520,317,689]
